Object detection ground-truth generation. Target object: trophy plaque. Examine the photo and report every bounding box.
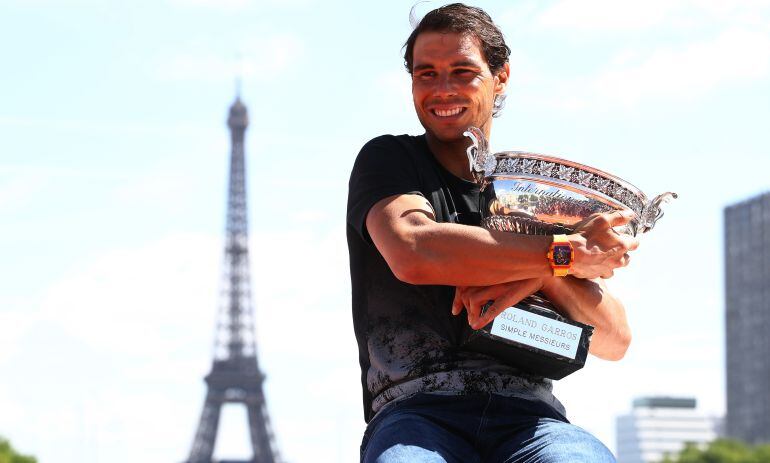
[461,126,676,380]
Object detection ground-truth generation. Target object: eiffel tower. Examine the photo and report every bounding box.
[184,95,280,463]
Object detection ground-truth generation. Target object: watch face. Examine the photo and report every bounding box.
[552,245,572,266]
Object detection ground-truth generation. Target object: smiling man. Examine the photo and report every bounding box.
[347,4,636,463]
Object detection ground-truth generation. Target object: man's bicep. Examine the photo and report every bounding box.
[365,193,437,261]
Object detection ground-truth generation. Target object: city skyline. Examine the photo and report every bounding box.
[1,1,770,462]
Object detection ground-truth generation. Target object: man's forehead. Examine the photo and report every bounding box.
[412,31,486,66]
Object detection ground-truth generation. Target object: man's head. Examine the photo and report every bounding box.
[404,3,511,143]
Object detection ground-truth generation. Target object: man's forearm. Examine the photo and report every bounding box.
[368,194,636,288]
[540,277,631,360]
[390,220,554,286]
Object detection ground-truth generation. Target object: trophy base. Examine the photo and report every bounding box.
[462,295,594,380]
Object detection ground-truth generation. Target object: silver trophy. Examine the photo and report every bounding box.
[462,126,676,379]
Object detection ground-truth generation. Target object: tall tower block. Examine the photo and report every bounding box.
[725,191,770,444]
[184,96,280,463]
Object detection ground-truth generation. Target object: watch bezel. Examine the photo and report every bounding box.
[550,244,573,266]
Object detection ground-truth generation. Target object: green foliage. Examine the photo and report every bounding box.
[0,436,37,463]
[661,439,770,463]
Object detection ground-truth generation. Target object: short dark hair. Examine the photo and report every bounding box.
[403,3,511,75]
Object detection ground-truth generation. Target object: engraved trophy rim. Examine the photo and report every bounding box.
[464,126,677,233]
[492,150,648,209]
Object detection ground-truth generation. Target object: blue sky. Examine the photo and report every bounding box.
[1,1,769,462]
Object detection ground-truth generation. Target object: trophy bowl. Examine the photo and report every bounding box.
[461,127,676,380]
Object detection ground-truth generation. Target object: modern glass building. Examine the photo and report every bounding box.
[725,191,770,444]
[616,397,721,463]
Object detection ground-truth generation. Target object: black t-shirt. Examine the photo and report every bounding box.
[346,134,563,421]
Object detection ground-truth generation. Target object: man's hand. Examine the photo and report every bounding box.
[452,279,543,330]
[569,210,640,279]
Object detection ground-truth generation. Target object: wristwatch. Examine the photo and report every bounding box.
[547,234,574,277]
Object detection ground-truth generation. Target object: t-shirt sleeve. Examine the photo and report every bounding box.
[347,136,424,243]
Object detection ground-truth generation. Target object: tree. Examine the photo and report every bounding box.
[661,438,770,463]
[0,436,37,463]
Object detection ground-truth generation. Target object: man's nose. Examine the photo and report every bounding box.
[433,73,458,97]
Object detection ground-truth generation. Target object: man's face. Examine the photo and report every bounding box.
[411,31,507,143]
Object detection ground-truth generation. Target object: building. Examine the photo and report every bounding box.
[183,96,280,463]
[725,191,770,444]
[616,397,721,463]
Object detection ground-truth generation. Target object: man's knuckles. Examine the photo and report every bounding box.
[593,215,613,229]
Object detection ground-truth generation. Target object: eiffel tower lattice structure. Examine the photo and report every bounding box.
[184,96,280,463]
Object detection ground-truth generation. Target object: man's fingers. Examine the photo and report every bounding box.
[473,300,507,330]
[586,210,634,232]
[621,253,631,267]
[472,280,540,329]
[572,213,601,232]
[460,284,505,319]
[608,209,635,227]
[463,290,483,327]
[592,232,638,257]
[610,232,639,253]
[452,287,464,316]
[626,235,640,252]
[466,297,485,328]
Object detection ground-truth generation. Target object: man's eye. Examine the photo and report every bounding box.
[416,72,436,80]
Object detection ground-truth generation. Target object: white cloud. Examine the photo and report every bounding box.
[500,0,770,110]
[537,0,678,31]
[375,69,411,104]
[368,69,423,135]
[507,48,543,86]
[0,115,215,137]
[590,28,770,107]
[155,34,304,83]
[517,26,770,111]
[536,0,770,32]
[0,302,36,364]
[167,0,315,9]
[168,0,250,8]
[0,166,52,212]
[0,165,133,218]
[18,234,218,371]
[113,171,199,205]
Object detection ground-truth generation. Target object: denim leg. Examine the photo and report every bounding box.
[360,395,482,463]
[490,418,616,463]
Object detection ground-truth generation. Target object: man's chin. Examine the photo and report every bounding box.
[425,126,469,144]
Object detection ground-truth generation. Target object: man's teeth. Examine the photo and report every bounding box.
[434,107,464,117]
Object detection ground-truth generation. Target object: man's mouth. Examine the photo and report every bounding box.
[431,107,467,118]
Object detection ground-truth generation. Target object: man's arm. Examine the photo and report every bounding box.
[540,277,631,360]
[366,194,553,286]
[366,193,639,287]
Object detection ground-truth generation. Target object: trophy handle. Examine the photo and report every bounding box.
[639,192,678,233]
[463,126,495,184]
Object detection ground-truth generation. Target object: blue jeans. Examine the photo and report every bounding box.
[360,393,615,463]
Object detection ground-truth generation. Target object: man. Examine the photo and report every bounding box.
[347,4,636,462]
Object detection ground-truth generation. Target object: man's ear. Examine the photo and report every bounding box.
[495,62,510,94]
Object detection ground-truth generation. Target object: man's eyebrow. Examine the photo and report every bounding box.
[412,63,434,72]
[412,60,483,72]
[451,60,482,68]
